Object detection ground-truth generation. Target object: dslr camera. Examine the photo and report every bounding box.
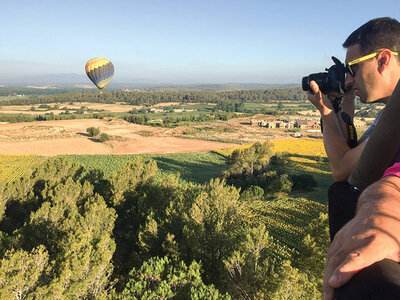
[302,56,347,95]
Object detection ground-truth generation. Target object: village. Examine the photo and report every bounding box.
[250,116,366,136]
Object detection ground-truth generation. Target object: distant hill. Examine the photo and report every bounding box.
[0,73,300,91]
[1,73,87,86]
[142,83,300,92]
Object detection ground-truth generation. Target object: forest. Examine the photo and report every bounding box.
[0,87,313,125]
[0,143,329,299]
[0,87,307,106]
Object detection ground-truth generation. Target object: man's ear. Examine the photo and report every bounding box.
[377,49,393,74]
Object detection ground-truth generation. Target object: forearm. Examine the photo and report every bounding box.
[335,111,350,141]
[356,176,400,216]
[324,175,400,299]
[321,111,353,181]
[337,95,355,139]
[308,82,359,181]
[340,93,355,120]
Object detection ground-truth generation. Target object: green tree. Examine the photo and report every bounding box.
[181,179,249,289]
[224,225,320,299]
[0,246,49,299]
[294,213,330,293]
[266,173,293,197]
[121,256,229,299]
[0,158,116,298]
[226,142,273,177]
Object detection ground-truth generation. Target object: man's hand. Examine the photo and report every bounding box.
[323,176,400,300]
[307,81,335,116]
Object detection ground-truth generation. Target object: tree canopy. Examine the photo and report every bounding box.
[0,155,328,299]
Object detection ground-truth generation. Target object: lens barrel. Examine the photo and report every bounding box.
[302,76,311,92]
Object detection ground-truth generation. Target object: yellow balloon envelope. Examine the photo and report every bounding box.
[85,58,114,92]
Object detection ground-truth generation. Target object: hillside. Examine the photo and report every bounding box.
[0,138,331,298]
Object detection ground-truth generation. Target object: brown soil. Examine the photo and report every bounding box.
[0,119,240,156]
[0,102,211,116]
[0,102,142,115]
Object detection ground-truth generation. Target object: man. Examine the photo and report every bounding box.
[308,17,400,299]
[308,17,400,182]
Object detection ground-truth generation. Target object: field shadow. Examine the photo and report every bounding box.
[286,153,328,162]
[278,153,333,204]
[76,132,90,137]
[151,156,226,184]
[88,137,101,143]
[254,199,326,250]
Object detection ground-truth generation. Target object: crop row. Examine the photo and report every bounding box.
[247,198,326,254]
[0,155,42,185]
[64,152,227,184]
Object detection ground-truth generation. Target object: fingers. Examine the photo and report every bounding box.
[328,242,384,288]
[323,280,335,300]
[344,88,356,98]
[328,251,364,288]
[309,80,321,95]
[323,247,367,299]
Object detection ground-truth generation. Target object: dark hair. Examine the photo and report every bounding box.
[343,17,400,57]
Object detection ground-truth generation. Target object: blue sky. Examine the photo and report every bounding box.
[1,0,399,84]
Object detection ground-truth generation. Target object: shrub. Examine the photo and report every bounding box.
[86,127,100,137]
[291,174,317,191]
[99,133,110,142]
[240,185,265,200]
[266,173,293,196]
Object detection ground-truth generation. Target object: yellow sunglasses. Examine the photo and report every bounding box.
[346,49,398,77]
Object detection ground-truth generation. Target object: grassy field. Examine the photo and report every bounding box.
[0,138,332,192]
[64,152,227,184]
[0,138,331,264]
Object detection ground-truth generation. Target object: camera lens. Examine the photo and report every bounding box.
[302,76,311,92]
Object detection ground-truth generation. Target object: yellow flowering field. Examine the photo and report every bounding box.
[215,138,330,175]
[271,138,326,157]
[216,138,326,157]
[215,144,253,157]
[0,155,42,185]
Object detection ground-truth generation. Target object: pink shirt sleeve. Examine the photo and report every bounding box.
[383,162,400,178]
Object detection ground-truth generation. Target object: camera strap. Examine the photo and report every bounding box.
[341,112,357,148]
[320,96,357,148]
[332,96,342,114]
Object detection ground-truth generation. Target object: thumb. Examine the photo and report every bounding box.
[310,80,321,96]
[328,246,381,288]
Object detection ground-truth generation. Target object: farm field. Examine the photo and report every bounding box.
[0,154,43,185]
[0,138,333,204]
[0,118,243,155]
[0,116,302,156]
[0,101,214,116]
[247,197,327,257]
[0,102,140,115]
[0,134,331,297]
[65,152,227,184]
[0,138,332,189]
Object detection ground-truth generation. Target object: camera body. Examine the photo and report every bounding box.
[302,56,347,95]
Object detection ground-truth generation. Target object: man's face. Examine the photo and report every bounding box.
[345,44,381,103]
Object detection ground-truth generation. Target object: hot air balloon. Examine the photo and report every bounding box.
[85,58,114,93]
